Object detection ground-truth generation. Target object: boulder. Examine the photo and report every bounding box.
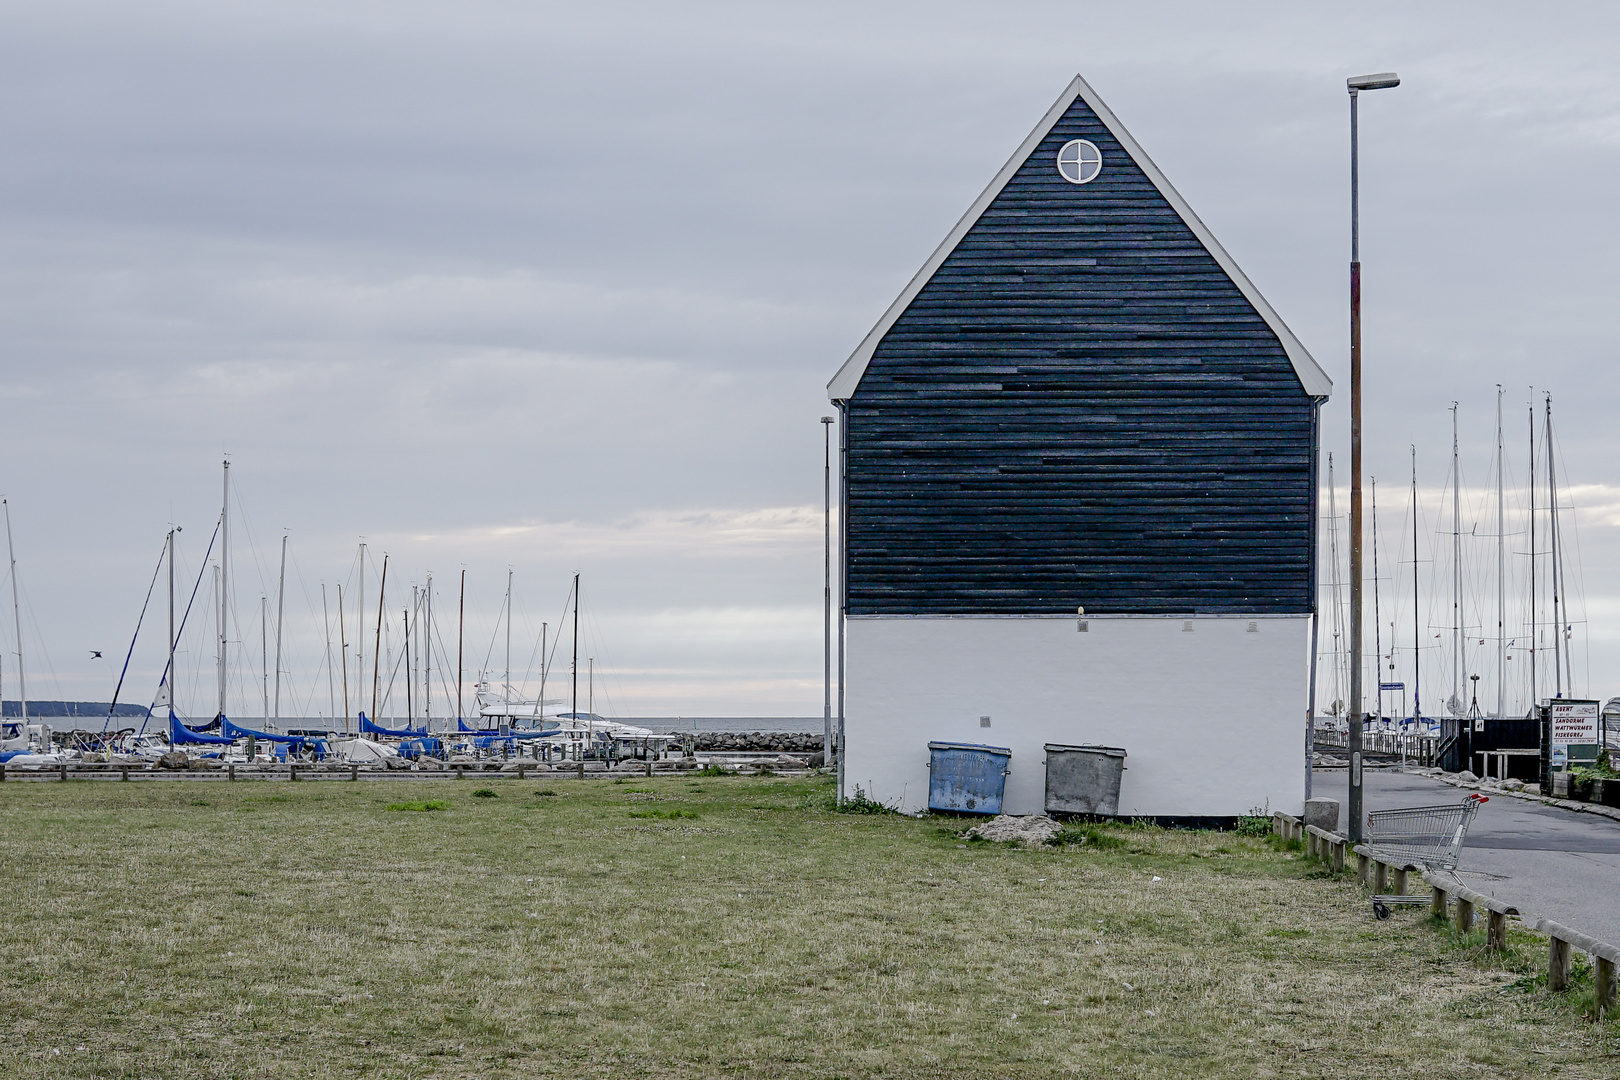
[1303,798,1340,832]
[156,751,190,770]
[1457,770,1479,783]
[962,814,1062,847]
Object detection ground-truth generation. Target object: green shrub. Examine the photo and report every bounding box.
[627,809,700,820]
[386,800,450,812]
[471,789,499,798]
[696,764,734,777]
[1047,824,1127,849]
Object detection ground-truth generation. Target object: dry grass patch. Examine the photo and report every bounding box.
[0,775,1611,1078]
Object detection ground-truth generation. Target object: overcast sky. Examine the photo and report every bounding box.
[2,1,1619,721]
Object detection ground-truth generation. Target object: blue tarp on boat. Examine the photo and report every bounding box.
[170,712,235,746]
[222,718,329,759]
[359,712,430,738]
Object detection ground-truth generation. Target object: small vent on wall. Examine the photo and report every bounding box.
[1077,619,1089,632]
[980,716,992,728]
[1182,620,1194,633]
[1247,620,1259,633]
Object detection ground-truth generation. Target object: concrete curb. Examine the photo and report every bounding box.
[1396,768,1620,825]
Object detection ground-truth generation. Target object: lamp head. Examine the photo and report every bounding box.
[1348,72,1400,92]
[820,416,834,424]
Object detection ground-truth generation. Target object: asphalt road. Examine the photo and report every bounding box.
[1311,768,1620,945]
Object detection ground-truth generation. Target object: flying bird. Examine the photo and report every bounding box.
[89,651,102,659]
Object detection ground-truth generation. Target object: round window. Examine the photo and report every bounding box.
[1056,139,1102,184]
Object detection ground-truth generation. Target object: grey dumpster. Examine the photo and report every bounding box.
[1044,744,1126,816]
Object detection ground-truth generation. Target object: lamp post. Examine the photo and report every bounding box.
[1347,71,1399,844]
[822,415,835,769]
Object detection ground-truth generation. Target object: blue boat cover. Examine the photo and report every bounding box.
[360,712,430,738]
[223,717,300,743]
[170,712,235,746]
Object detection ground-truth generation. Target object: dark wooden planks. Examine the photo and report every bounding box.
[844,93,1316,616]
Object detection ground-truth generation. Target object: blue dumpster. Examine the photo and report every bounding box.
[927,742,1012,814]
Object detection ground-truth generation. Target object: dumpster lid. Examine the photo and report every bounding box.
[928,741,1012,756]
[1044,743,1127,758]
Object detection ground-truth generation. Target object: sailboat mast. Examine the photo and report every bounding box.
[1371,476,1382,724]
[456,569,465,724]
[588,656,594,717]
[1410,447,1421,727]
[260,596,269,723]
[273,533,287,721]
[357,542,365,719]
[537,622,547,718]
[218,459,229,719]
[371,554,387,719]
[1547,395,1563,697]
[403,606,412,724]
[579,569,586,722]
[1528,404,1537,708]
[424,575,432,726]
[504,569,513,710]
[322,583,335,724]
[1496,386,1505,717]
[337,584,349,734]
[1451,403,1462,713]
[168,526,176,714]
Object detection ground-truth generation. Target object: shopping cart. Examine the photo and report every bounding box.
[1366,793,1489,919]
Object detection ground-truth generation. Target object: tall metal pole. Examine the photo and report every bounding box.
[338,584,349,734]
[457,569,465,724]
[822,415,834,768]
[1548,395,1563,698]
[1496,386,1506,717]
[322,582,335,723]
[505,568,513,709]
[5,501,28,728]
[1411,447,1421,731]
[1452,403,1462,713]
[168,527,176,715]
[579,569,586,722]
[273,533,287,721]
[259,596,269,723]
[424,575,432,727]
[1528,404,1537,710]
[836,401,848,800]
[1344,74,1398,842]
[218,459,230,720]
[1371,476,1382,727]
[371,554,387,720]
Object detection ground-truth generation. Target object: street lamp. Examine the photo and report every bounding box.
[1347,71,1399,844]
[822,416,835,770]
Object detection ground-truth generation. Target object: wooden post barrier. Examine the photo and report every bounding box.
[1305,825,1348,873]
[1373,860,1389,894]
[120,766,129,783]
[350,764,358,781]
[577,760,585,780]
[1389,867,1408,896]
[1534,918,1620,1013]
[228,765,236,782]
[58,762,68,783]
[1423,873,1518,950]
[1455,895,1474,934]
[290,765,300,782]
[517,765,525,781]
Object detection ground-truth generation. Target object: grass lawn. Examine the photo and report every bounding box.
[0,773,1613,1078]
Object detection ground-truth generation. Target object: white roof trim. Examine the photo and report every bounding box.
[828,74,1332,402]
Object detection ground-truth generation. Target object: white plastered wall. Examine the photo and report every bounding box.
[844,615,1310,817]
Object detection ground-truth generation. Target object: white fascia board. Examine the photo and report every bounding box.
[827,74,1333,402]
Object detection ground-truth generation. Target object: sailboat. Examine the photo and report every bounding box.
[0,499,63,767]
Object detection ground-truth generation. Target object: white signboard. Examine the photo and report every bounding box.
[1549,700,1601,749]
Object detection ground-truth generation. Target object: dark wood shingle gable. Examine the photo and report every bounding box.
[840,82,1321,617]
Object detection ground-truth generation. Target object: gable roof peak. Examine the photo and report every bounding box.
[827,74,1331,401]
